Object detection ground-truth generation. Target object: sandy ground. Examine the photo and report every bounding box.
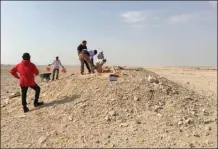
[147,67,217,98]
[1,65,217,148]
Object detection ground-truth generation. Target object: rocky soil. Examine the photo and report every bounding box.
[1,67,217,148]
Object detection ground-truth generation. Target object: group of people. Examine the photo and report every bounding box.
[77,40,106,75]
[10,40,107,113]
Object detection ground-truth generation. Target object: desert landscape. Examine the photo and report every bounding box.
[1,65,217,148]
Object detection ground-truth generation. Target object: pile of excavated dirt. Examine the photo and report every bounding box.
[1,68,217,148]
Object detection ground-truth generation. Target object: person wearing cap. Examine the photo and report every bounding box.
[10,53,43,113]
[49,56,64,80]
[77,40,92,74]
[95,51,107,73]
[96,59,107,73]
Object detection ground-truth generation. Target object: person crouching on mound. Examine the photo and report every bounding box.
[96,59,107,73]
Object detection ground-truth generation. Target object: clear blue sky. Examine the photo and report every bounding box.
[1,1,217,67]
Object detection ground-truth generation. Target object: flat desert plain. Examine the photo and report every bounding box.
[1,65,217,148]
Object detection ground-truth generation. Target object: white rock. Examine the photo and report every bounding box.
[18,114,26,118]
[123,96,128,100]
[38,136,47,144]
[109,111,117,116]
[148,75,158,84]
[105,116,111,121]
[158,102,164,106]
[5,99,9,105]
[120,123,129,127]
[184,118,192,124]
[68,115,73,121]
[178,121,183,126]
[1,104,6,108]
[157,113,163,117]
[134,96,139,101]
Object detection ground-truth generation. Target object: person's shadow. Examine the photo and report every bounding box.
[30,94,80,112]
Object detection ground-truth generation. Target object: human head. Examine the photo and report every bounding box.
[103,59,107,63]
[56,56,59,60]
[94,50,98,55]
[22,53,31,60]
[82,40,87,46]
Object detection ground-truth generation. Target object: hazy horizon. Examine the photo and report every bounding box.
[1,64,217,69]
[1,1,217,67]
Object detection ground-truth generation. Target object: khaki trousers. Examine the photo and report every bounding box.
[79,54,95,73]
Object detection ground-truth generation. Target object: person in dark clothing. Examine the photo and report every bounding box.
[77,40,91,74]
[10,53,43,113]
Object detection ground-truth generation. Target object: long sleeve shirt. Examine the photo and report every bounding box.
[88,50,95,59]
[50,60,63,69]
[10,60,39,87]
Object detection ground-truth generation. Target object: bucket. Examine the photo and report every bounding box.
[109,74,120,81]
[109,74,120,78]
[109,76,117,81]
[46,66,51,72]
[62,68,67,73]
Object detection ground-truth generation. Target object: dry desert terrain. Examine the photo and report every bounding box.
[1,65,217,148]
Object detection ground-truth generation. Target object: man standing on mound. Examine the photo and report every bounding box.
[49,56,65,80]
[77,40,92,74]
[10,53,43,113]
[79,49,95,74]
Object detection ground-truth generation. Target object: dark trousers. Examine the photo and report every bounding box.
[21,84,40,107]
[79,59,91,74]
[52,68,59,80]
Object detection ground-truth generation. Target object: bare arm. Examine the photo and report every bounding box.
[48,60,55,66]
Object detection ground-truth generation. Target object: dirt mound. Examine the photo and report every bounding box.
[1,68,217,148]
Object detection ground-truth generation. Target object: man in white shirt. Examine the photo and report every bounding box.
[49,56,65,80]
[88,50,98,66]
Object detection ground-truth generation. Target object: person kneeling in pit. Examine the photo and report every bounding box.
[96,59,107,73]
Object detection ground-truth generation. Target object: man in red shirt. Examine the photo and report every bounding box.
[10,53,43,113]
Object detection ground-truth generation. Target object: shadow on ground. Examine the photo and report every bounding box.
[30,94,80,112]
